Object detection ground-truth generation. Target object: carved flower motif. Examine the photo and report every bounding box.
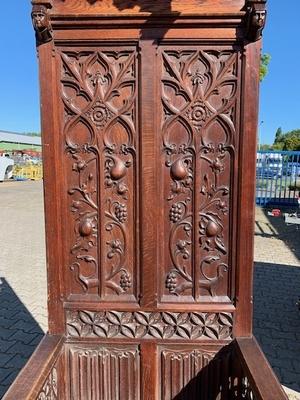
[210,157,224,173]
[189,101,208,128]
[176,240,190,260]
[191,69,205,85]
[86,100,114,128]
[107,239,123,259]
[91,72,107,86]
[216,200,228,215]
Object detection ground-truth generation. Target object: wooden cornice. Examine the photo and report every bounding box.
[31,0,267,44]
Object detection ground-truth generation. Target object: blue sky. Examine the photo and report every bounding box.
[0,1,299,144]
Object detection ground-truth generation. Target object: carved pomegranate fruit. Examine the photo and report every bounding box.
[110,156,127,181]
[170,158,188,181]
[79,218,93,236]
[206,220,220,237]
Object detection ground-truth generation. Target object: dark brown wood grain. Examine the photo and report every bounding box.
[4,1,287,399]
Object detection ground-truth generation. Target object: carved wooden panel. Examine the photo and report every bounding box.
[66,310,233,340]
[67,344,140,400]
[159,47,240,302]
[61,46,139,302]
[159,345,230,400]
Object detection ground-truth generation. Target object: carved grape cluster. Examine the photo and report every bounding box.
[169,203,183,223]
[115,203,128,223]
[120,271,131,291]
[165,271,177,293]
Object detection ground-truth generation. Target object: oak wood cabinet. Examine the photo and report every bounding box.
[4,1,288,399]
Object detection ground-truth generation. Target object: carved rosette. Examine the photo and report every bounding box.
[161,49,238,300]
[67,310,233,340]
[62,49,138,298]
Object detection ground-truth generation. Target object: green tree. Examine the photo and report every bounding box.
[282,130,300,151]
[274,127,283,144]
[260,53,271,82]
[272,129,300,151]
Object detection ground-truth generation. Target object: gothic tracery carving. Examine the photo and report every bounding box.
[62,49,137,297]
[162,49,238,299]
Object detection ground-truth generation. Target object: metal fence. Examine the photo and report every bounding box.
[256,150,300,206]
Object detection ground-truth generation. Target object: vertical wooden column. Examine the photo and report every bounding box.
[139,39,159,309]
[235,40,261,337]
[38,42,65,334]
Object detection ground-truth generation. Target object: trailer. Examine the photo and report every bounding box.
[0,154,14,182]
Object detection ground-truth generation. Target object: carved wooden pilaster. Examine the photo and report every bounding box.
[31,2,53,45]
[245,0,267,42]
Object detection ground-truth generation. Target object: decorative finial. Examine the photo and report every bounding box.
[31,4,52,45]
[246,0,267,42]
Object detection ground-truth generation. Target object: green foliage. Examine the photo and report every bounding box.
[282,131,300,151]
[260,53,271,82]
[273,129,300,151]
[260,128,300,151]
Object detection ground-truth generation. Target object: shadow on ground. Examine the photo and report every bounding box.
[0,278,43,399]
[255,207,300,262]
[254,262,300,392]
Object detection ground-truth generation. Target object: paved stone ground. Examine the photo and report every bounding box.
[254,207,300,398]
[0,181,299,398]
[0,181,47,399]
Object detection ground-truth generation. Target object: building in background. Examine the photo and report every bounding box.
[0,130,41,154]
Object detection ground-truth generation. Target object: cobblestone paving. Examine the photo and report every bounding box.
[0,181,299,398]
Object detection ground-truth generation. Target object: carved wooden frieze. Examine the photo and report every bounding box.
[66,310,233,340]
[61,47,138,300]
[67,344,140,400]
[37,367,58,400]
[160,48,239,302]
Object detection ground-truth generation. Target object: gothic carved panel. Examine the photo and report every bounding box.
[160,347,216,400]
[66,310,233,340]
[67,344,140,400]
[160,47,239,301]
[159,344,232,400]
[61,47,138,300]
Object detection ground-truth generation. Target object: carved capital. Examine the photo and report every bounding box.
[245,1,267,42]
[31,4,53,45]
